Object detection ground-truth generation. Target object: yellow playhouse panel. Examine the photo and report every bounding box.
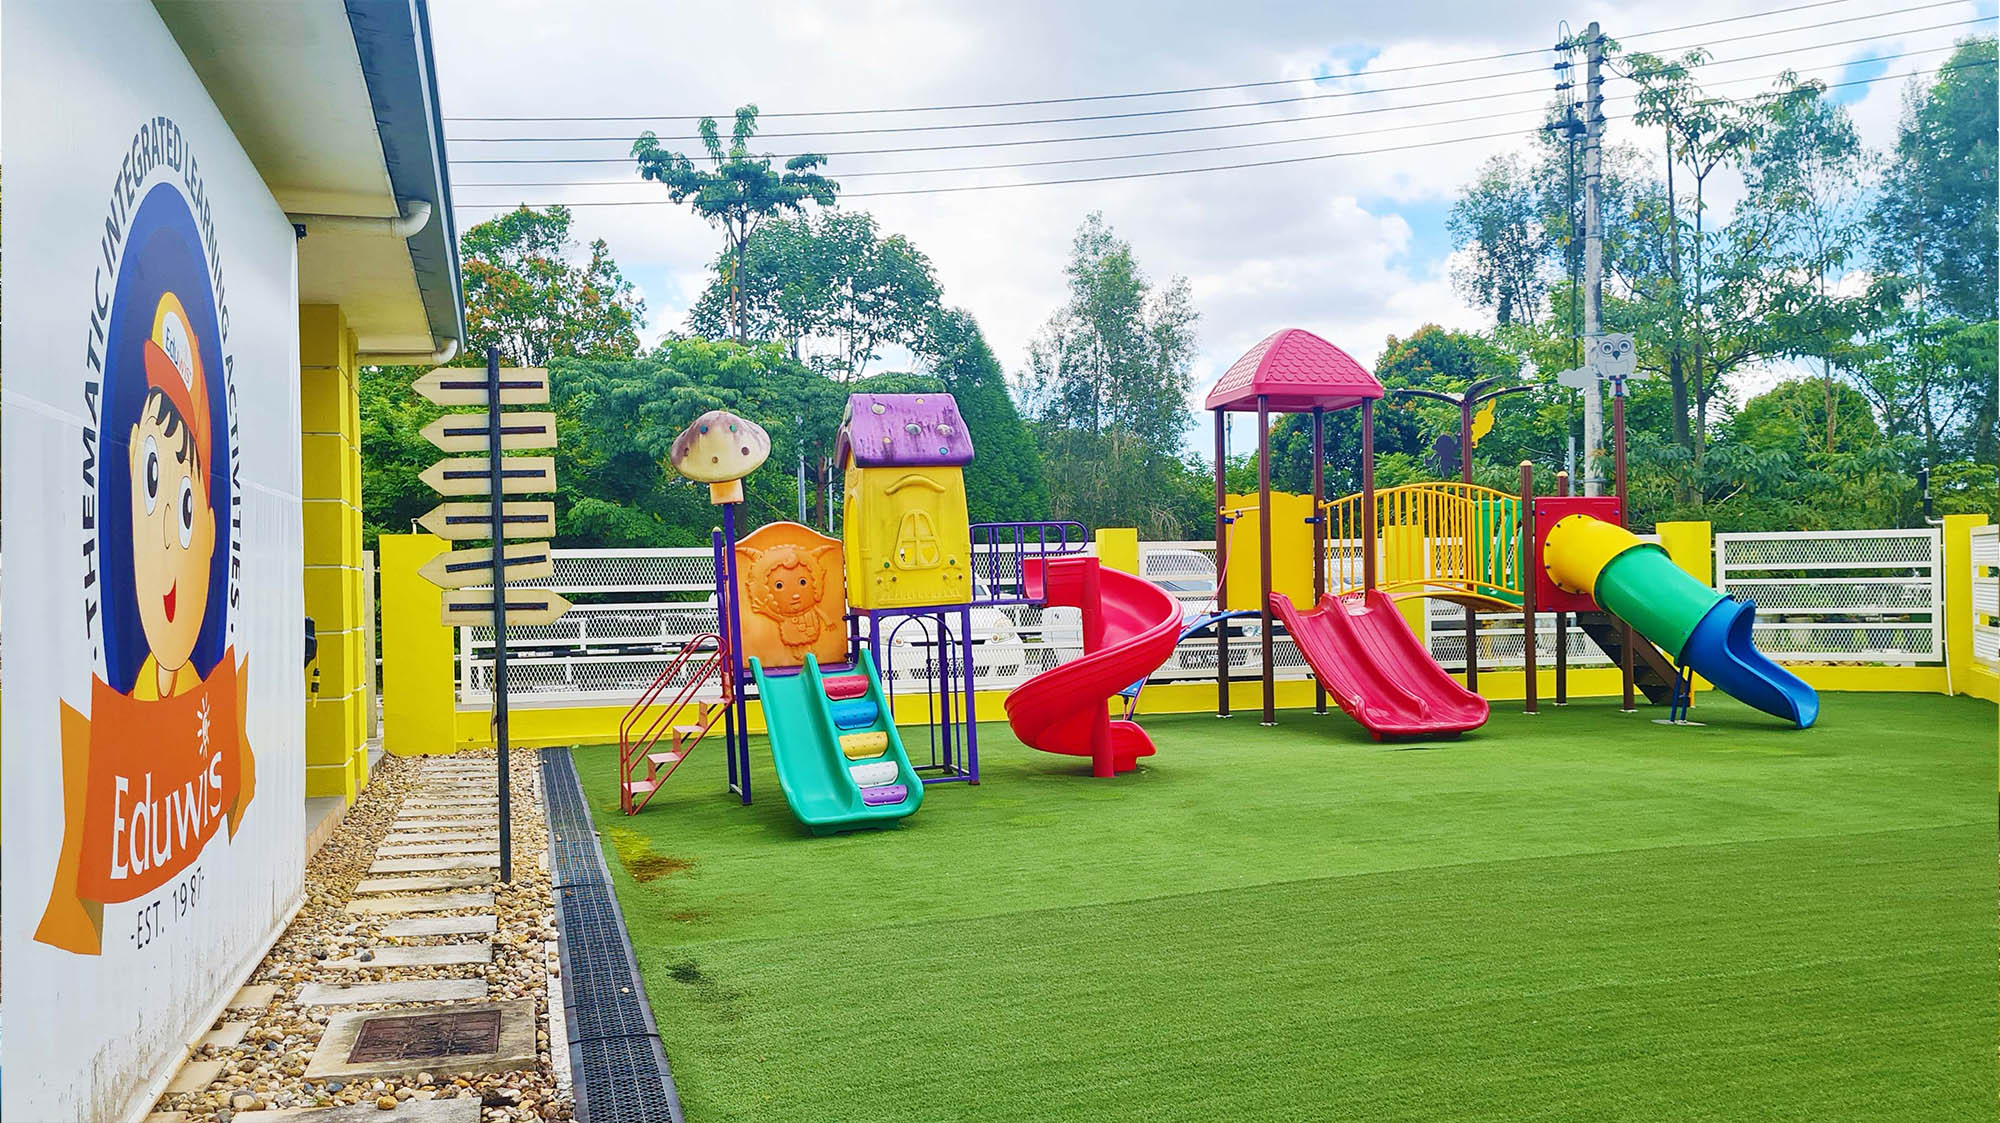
[836,392,976,610]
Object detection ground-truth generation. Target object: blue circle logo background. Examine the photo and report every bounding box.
[98,181,233,694]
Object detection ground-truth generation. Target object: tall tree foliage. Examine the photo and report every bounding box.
[1020,213,1205,537]
[633,106,838,342]
[687,209,941,378]
[460,205,644,367]
[1448,153,1552,326]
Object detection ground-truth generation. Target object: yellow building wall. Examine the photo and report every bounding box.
[299,305,370,801]
[1222,491,1315,612]
[844,461,972,608]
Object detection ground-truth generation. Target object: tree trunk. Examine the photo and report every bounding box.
[731,238,747,343]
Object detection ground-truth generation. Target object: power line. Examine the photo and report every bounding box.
[447,59,1993,208]
[445,1,1972,144]
[447,28,1996,174]
[442,0,1873,123]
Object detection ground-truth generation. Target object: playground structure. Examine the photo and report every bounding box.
[624,392,1186,832]
[618,326,1825,831]
[1208,326,1819,738]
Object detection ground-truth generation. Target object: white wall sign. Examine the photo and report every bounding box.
[3,4,305,1120]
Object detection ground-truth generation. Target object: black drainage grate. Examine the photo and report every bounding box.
[542,748,684,1123]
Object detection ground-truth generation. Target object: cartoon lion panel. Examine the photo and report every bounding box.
[734,521,848,670]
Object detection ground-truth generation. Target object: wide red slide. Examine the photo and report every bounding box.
[1271,591,1489,738]
[1005,557,1182,776]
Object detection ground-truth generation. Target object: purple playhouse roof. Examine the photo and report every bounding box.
[835,392,976,468]
[1202,328,1384,413]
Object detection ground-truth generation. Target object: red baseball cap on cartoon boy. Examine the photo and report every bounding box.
[142,293,212,485]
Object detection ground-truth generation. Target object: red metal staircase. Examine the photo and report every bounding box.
[619,633,727,814]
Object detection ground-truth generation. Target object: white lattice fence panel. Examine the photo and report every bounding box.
[513,548,717,593]
[1716,529,1941,663]
[1426,600,1611,670]
[1971,525,1998,671]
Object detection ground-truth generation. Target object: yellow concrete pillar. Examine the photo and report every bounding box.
[1381,524,1428,635]
[1656,521,1713,586]
[379,534,458,755]
[1096,528,1139,575]
[1941,514,1989,697]
[1223,491,1315,610]
[300,305,368,801]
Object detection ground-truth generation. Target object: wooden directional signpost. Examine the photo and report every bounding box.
[413,349,568,881]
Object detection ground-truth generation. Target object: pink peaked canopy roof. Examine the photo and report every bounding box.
[1202,328,1384,413]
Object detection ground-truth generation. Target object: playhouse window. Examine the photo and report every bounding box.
[894,509,942,570]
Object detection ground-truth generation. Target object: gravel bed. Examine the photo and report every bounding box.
[151,750,570,1122]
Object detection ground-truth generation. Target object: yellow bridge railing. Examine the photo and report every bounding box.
[1322,482,1525,606]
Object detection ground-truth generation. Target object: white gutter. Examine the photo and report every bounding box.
[287,200,461,366]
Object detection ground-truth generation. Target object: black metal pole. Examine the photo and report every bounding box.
[487,347,511,883]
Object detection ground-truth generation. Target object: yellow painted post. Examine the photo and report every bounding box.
[1941,514,1988,697]
[1655,520,1713,586]
[1224,492,1315,610]
[1381,524,1427,635]
[380,533,458,756]
[1096,528,1139,575]
[300,305,369,801]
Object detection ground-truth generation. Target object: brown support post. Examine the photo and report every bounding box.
[1520,461,1538,714]
[1257,395,1276,726]
[1361,398,1377,591]
[1461,395,1478,692]
[1614,394,1635,712]
[1311,407,1327,715]
[1553,469,1569,706]
[1214,409,1230,719]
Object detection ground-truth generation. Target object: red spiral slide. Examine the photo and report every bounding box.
[1005,557,1182,777]
[1270,591,1489,738]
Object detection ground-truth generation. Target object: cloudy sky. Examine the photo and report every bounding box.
[429,0,1995,444]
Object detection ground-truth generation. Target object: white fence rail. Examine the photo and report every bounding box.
[1972,525,1998,671]
[455,528,1953,705]
[1715,529,1942,663]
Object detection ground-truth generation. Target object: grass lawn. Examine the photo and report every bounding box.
[571,692,1996,1122]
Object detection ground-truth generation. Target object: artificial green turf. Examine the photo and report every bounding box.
[572,692,1997,1122]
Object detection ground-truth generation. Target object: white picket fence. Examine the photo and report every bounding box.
[1971,525,1999,672]
[1715,529,1942,663]
[453,527,1952,706]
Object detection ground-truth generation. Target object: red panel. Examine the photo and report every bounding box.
[1531,495,1622,612]
[1271,591,1487,737]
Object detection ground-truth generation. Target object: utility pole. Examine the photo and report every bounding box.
[1581,21,1607,496]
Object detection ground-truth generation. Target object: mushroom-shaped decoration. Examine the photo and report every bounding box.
[670,409,771,505]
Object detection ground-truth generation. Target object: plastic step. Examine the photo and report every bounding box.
[822,674,870,701]
[860,784,909,806]
[623,779,658,796]
[669,723,707,746]
[848,760,899,787]
[646,751,683,770]
[839,731,889,759]
[829,698,878,729]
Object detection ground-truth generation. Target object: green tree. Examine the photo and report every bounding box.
[1738,79,1873,452]
[687,209,941,378]
[633,106,838,342]
[1448,152,1552,326]
[917,308,1048,523]
[460,205,644,366]
[1866,39,1999,464]
[362,207,645,548]
[1019,213,1203,537]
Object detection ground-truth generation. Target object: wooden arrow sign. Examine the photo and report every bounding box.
[440,589,572,628]
[421,412,558,454]
[421,456,557,497]
[413,366,549,407]
[417,500,556,541]
[417,541,554,589]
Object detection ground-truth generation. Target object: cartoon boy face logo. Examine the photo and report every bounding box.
[125,293,217,700]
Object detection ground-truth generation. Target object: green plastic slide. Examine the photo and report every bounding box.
[749,650,924,835]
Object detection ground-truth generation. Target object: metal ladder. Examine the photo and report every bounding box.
[619,633,727,815]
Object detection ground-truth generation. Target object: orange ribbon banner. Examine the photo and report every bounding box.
[36,650,256,955]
